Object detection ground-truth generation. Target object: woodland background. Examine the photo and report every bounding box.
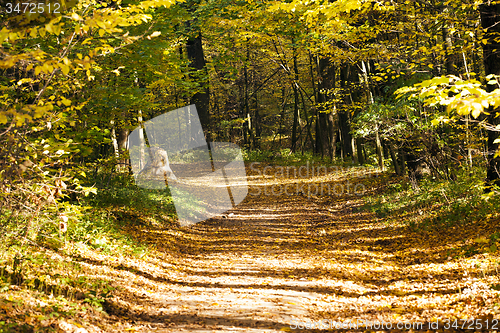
[1,0,500,331]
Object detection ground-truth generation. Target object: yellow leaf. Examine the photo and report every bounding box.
[474,237,489,243]
[8,32,18,42]
[456,101,469,116]
[53,24,61,35]
[77,53,83,60]
[149,31,161,38]
[99,29,105,37]
[43,63,54,73]
[471,102,482,118]
[35,66,42,76]
[60,64,69,75]
[61,98,71,106]
[0,113,7,124]
[0,28,8,43]
[17,78,33,85]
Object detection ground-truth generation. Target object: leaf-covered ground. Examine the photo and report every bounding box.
[3,165,500,332]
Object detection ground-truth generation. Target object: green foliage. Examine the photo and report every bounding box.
[364,166,499,230]
[396,75,500,121]
[242,147,363,168]
[352,99,422,139]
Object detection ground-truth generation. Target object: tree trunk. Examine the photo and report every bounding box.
[186,26,210,140]
[356,138,365,165]
[315,108,323,157]
[315,56,337,159]
[442,24,455,75]
[117,128,129,172]
[291,50,300,152]
[399,147,406,176]
[338,63,358,160]
[480,2,500,190]
[351,137,358,163]
[253,92,261,149]
[243,43,251,148]
[338,110,352,160]
[388,142,401,175]
[327,110,337,160]
[375,128,384,171]
[138,110,146,172]
[382,139,389,159]
[111,119,119,160]
[299,88,316,153]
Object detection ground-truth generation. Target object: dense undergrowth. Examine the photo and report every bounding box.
[363,165,500,259]
[0,168,178,332]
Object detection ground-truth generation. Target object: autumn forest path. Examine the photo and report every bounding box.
[79,166,500,332]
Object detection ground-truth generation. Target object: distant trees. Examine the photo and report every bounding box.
[2,0,500,214]
[480,1,500,189]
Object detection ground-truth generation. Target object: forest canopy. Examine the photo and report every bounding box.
[0,0,499,227]
[1,0,500,331]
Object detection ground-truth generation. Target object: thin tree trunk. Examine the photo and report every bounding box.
[399,147,406,175]
[339,63,356,160]
[299,88,315,153]
[291,47,300,152]
[253,92,261,149]
[480,1,500,190]
[291,86,300,152]
[243,43,251,148]
[356,138,365,165]
[327,110,337,160]
[110,119,119,160]
[382,139,389,159]
[315,55,336,158]
[117,128,129,172]
[186,23,210,140]
[388,142,401,175]
[442,24,455,75]
[375,128,384,171]
[138,111,146,172]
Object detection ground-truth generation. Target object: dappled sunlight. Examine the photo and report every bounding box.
[40,165,500,332]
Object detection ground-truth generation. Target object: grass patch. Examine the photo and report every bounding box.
[363,167,497,226]
[243,147,370,168]
[0,170,182,331]
[362,167,500,258]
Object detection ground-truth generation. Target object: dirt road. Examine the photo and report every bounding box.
[79,167,500,332]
